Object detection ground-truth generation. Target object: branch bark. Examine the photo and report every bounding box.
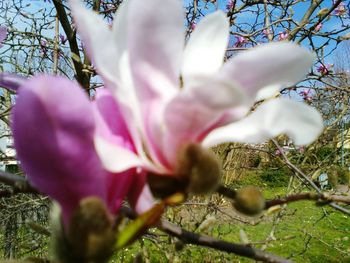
[52,0,91,91]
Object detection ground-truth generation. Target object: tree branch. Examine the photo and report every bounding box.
[158,220,293,263]
[0,170,38,194]
[52,0,91,91]
[272,139,350,215]
[119,206,292,263]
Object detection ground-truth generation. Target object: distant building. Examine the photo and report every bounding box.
[0,121,18,173]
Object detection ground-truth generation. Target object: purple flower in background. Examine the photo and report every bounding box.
[40,39,48,56]
[298,146,305,153]
[317,63,333,75]
[334,2,346,16]
[262,28,271,38]
[226,0,234,10]
[190,22,196,30]
[59,34,67,45]
[314,23,322,32]
[234,36,247,47]
[0,26,7,48]
[275,149,282,156]
[278,31,288,41]
[299,89,313,102]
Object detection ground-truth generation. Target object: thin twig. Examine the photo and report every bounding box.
[0,170,38,194]
[159,220,293,263]
[272,139,350,215]
[119,206,293,263]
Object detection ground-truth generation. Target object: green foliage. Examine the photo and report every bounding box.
[228,168,291,188]
[335,167,350,185]
[229,171,266,187]
[315,147,335,162]
[113,187,350,263]
[328,171,338,188]
[252,155,262,168]
[259,168,291,187]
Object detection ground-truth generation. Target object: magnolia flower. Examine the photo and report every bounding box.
[40,39,48,56]
[0,26,7,48]
[317,63,333,75]
[300,89,313,102]
[262,28,271,38]
[314,23,322,32]
[190,22,196,31]
[278,31,288,41]
[70,0,322,194]
[226,0,234,10]
[334,2,347,16]
[59,34,67,45]
[3,74,152,226]
[234,36,247,47]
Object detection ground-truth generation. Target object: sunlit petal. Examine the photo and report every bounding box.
[203,98,323,147]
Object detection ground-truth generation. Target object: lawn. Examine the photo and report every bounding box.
[114,187,350,262]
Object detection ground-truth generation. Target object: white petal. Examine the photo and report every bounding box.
[128,0,184,94]
[69,0,119,82]
[255,84,281,101]
[220,42,315,97]
[189,75,247,110]
[203,98,323,147]
[182,11,229,88]
[70,0,147,160]
[94,136,144,173]
[126,0,185,167]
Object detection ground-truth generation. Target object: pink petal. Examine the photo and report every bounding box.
[69,0,145,162]
[93,88,135,152]
[127,171,155,214]
[163,91,223,166]
[0,26,7,47]
[127,0,185,168]
[12,76,107,224]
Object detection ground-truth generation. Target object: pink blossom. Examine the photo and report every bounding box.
[59,34,67,45]
[234,36,247,47]
[317,63,333,75]
[278,31,288,41]
[299,89,313,102]
[314,23,322,32]
[1,74,152,226]
[262,28,271,38]
[190,22,196,30]
[275,149,282,156]
[298,146,305,153]
[226,0,234,10]
[334,2,347,16]
[69,0,323,190]
[0,26,7,48]
[0,73,26,91]
[69,0,323,189]
[40,39,48,56]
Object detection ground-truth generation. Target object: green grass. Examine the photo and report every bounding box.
[114,187,350,262]
[1,188,349,262]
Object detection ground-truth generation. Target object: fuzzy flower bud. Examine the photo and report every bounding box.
[232,186,265,216]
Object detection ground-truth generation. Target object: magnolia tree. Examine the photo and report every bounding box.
[0,0,349,262]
